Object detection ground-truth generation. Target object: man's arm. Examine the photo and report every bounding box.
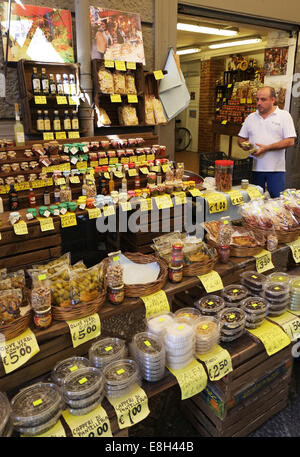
[254,137,295,156]
[237,136,250,150]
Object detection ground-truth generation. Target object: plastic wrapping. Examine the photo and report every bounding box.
[98,67,114,94]
[52,356,90,386]
[70,265,100,304]
[103,359,141,399]
[89,338,127,370]
[194,295,225,316]
[219,308,246,342]
[48,265,71,307]
[132,332,166,382]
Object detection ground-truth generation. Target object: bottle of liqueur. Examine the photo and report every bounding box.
[54,184,60,203]
[9,183,19,210]
[63,74,70,95]
[36,110,44,132]
[43,111,51,131]
[41,68,49,95]
[43,188,50,205]
[63,110,71,131]
[49,74,57,95]
[134,165,140,189]
[69,74,76,96]
[71,111,79,131]
[53,111,61,131]
[108,172,115,193]
[56,74,64,95]
[32,67,41,95]
[121,172,127,193]
[14,103,25,146]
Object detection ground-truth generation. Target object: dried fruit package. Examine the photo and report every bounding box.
[98,67,114,94]
[125,73,137,95]
[70,265,100,304]
[48,266,71,307]
[113,71,126,95]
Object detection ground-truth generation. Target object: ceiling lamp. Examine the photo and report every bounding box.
[177,48,201,55]
[177,23,238,36]
[209,37,262,49]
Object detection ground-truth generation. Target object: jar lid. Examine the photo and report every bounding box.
[34,306,52,315]
[215,160,234,166]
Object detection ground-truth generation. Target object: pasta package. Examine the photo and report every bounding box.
[152,97,167,124]
[96,107,111,127]
[145,96,155,125]
[113,71,126,95]
[125,72,137,95]
[118,105,139,126]
[98,67,114,94]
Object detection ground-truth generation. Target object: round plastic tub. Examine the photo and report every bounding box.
[89,338,126,370]
[194,295,225,316]
[174,307,201,324]
[52,356,90,386]
[221,284,248,304]
[62,367,104,401]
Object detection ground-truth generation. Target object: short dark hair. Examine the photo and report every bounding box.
[259,86,276,99]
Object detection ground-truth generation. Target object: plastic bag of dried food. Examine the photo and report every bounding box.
[70,261,87,271]
[264,198,298,231]
[30,271,52,311]
[152,97,167,124]
[217,217,232,246]
[70,265,100,304]
[113,71,126,95]
[119,105,139,126]
[0,268,7,279]
[0,278,12,291]
[96,107,111,127]
[125,72,137,95]
[0,289,22,324]
[32,253,71,272]
[48,266,72,307]
[145,96,155,125]
[98,67,114,94]
[7,270,25,290]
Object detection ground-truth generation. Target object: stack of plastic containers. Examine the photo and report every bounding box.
[62,367,105,416]
[52,356,90,386]
[289,278,300,313]
[262,282,290,316]
[194,316,220,354]
[240,271,267,295]
[240,296,268,329]
[164,321,195,370]
[89,338,127,371]
[194,295,225,317]
[132,332,166,382]
[11,383,64,436]
[219,308,246,342]
[268,272,290,286]
[103,359,141,399]
[174,307,201,324]
[146,312,174,338]
[0,393,13,437]
[221,284,248,305]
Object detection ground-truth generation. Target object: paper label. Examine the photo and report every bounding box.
[154,195,173,210]
[60,212,77,228]
[55,178,66,186]
[69,176,80,184]
[13,221,28,236]
[205,193,228,214]
[128,169,137,177]
[88,208,102,220]
[56,96,67,105]
[107,385,150,430]
[115,60,126,71]
[114,171,123,179]
[62,406,112,437]
[267,311,300,342]
[247,320,291,356]
[141,290,170,318]
[103,205,115,217]
[55,132,67,140]
[15,182,30,192]
[67,314,101,349]
[43,132,54,141]
[34,95,47,104]
[287,237,300,263]
[247,186,263,200]
[189,188,202,197]
[110,94,122,103]
[68,131,80,139]
[254,249,274,273]
[90,161,99,168]
[0,328,40,374]
[140,198,153,212]
[38,217,54,232]
[139,167,149,175]
[154,70,164,80]
[121,202,132,212]
[197,345,233,381]
[104,60,114,68]
[227,189,244,206]
[126,61,136,70]
[167,359,207,400]
[128,95,138,103]
[173,191,187,205]
[76,161,88,170]
[198,270,223,294]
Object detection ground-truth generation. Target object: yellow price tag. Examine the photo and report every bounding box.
[0,328,40,374]
[0,185,9,194]
[189,188,202,197]
[56,96,67,105]
[68,131,80,139]
[103,205,115,217]
[150,166,160,173]
[68,96,80,106]
[247,320,290,356]
[141,290,170,318]
[126,61,136,70]
[221,120,228,125]
[15,182,30,192]
[240,98,246,104]
[55,132,67,140]
[34,95,47,104]
[13,221,28,236]
[197,345,233,381]
[99,158,109,165]
[198,270,223,294]
[205,193,228,214]
[62,406,112,437]
[115,60,126,71]
[128,169,137,177]
[287,237,300,263]
[110,94,122,103]
[167,359,207,400]
[109,158,118,165]
[76,161,88,170]
[227,189,244,205]
[154,195,173,210]
[154,70,164,80]
[107,385,150,430]
[173,191,187,205]
[247,98,253,104]
[43,132,54,140]
[90,161,99,168]
[140,198,153,212]
[60,212,77,228]
[227,84,232,88]
[55,178,66,186]
[88,208,101,220]
[267,312,300,342]
[121,202,132,212]
[114,171,123,179]
[254,249,274,273]
[162,164,170,173]
[139,167,149,175]
[69,176,80,184]
[104,60,114,68]
[128,95,138,103]
[67,314,101,349]
[38,217,54,232]
[247,186,263,200]
[30,420,66,437]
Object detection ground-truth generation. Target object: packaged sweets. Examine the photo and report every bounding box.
[98,67,114,94]
[113,71,126,95]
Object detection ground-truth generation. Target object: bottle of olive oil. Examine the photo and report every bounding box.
[71,111,79,131]
[36,110,44,132]
[41,68,49,95]
[43,110,51,131]
[63,110,71,131]
[53,110,61,131]
[32,67,41,95]
[14,103,25,146]
[49,74,57,95]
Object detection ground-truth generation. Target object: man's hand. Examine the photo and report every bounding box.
[252,143,269,156]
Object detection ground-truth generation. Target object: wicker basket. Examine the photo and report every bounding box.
[52,290,106,321]
[103,252,168,298]
[0,310,32,340]
[242,219,299,244]
[205,235,263,258]
[182,249,218,277]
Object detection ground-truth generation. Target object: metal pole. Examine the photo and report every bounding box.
[74,0,94,137]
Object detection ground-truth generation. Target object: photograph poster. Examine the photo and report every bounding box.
[263,46,288,76]
[0,3,74,63]
[89,6,145,64]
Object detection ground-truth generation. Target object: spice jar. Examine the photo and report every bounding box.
[168,264,183,283]
[33,306,52,329]
[215,160,234,192]
[171,242,184,268]
[241,179,249,190]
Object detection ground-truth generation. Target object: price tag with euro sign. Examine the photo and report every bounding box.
[107,385,149,429]
[205,193,228,214]
[62,406,112,437]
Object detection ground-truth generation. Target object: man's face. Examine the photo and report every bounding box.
[256,89,275,115]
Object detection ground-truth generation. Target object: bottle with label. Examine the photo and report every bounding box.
[56,74,64,95]
[32,67,41,95]
[63,74,70,95]
[109,172,115,193]
[14,103,25,146]
[53,111,61,131]
[28,186,36,208]
[9,184,19,211]
[69,74,76,96]
[41,68,49,95]
[63,110,71,131]
[43,188,51,205]
[121,172,127,193]
[82,176,87,196]
[134,165,140,189]
[54,185,60,203]
[71,111,79,131]
[100,178,108,196]
[49,74,56,95]
[0,196,3,214]
[43,110,51,131]
[36,110,44,131]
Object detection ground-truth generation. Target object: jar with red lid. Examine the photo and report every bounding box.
[215,160,234,192]
[171,242,184,268]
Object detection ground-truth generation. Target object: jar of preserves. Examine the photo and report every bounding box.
[171,242,184,268]
[215,160,234,192]
[168,264,183,283]
[33,306,52,329]
[108,285,125,305]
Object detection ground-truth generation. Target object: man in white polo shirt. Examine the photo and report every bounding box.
[238,86,296,197]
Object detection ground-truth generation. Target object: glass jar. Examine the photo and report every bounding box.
[171,242,184,268]
[217,245,230,264]
[33,306,52,329]
[215,160,234,192]
[108,285,125,305]
[168,264,183,283]
[241,179,249,190]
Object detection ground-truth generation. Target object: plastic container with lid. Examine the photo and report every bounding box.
[194,295,225,316]
[132,332,166,382]
[0,392,11,437]
[268,272,290,285]
[52,356,90,386]
[11,383,63,435]
[240,296,268,328]
[289,278,300,312]
[194,316,220,354]
[219,308,246,342]
[174,307,201,324]
[103,359,141,399]
[62,367,104,401]
[264,282,290,300]
[89,337,127,370]
[221,284,248,304]
[215,160,234,192]
[240,271,267,292]
[146,312,175,337]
